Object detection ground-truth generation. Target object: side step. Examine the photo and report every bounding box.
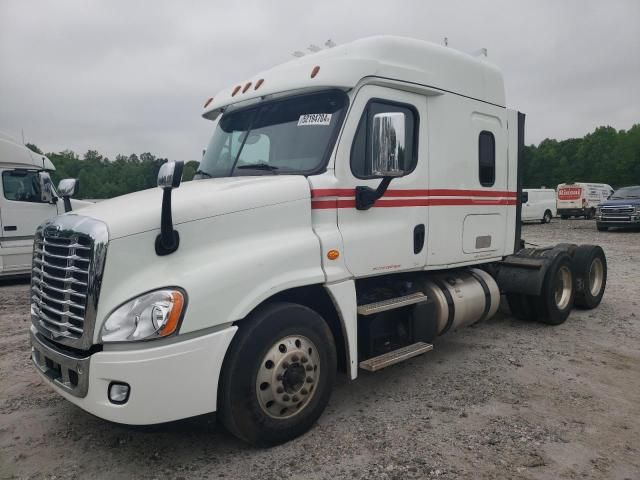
[359,342,433,372]
[357,292,428,316]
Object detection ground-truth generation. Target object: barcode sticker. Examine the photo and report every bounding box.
[298,113,332,126]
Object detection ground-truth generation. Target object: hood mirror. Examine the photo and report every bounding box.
[57,178,79,212]
[155,161,184,256]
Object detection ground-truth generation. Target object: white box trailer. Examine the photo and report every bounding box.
[522,188,556,223]
[28,36,608,446]
[0,133,90,278]
[557,182,613,219]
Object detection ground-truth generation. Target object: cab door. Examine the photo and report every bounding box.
[0,169,59,274]
[334,86,428,277]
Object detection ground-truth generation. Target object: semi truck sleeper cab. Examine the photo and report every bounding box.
[29,36,608,446]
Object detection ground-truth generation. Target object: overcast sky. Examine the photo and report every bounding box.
[1,0,638,161]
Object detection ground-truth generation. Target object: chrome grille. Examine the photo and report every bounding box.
[31,216,109,350]
[601,205,634,215]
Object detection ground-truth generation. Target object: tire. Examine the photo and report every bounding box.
[218,302,337,446]
[532,252,576,325]
[597,223,608,232]
[542,210,553,224]
[585,209,595,220]
[573,245,607,309]
[507,293,537,321]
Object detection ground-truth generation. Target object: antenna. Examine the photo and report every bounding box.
[470,48,488,57]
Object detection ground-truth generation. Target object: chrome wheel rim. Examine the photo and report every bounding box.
[554,265,573,310]
[256,335,320,419]
[588,258,604,297]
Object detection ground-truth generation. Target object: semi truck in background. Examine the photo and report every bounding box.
[521,188,556,223]
[0,132,90,278]
[556,182,613,219]
[28,36,608,446]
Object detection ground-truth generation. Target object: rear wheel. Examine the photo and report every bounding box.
[573,245,607,309]
[218,302,336,446]
[533,253,575,325]
[585,209,595,220]
[542,210,553,224]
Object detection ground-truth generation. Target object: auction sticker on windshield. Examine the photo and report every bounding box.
[298,113,332,126]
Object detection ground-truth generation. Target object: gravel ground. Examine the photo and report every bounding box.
[1,219,639,480]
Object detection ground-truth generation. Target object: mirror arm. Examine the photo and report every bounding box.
[355,177,393,211]
[63,196,72,213]
[155,187,180,256]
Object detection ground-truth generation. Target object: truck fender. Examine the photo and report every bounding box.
[496,244,577,296]
[324,280,359,380]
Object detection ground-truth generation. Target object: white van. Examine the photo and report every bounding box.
[557,182,613,219]
[0,133,89,278]
[522,188,556,223]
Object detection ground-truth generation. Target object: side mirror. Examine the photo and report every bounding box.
[371,112,405,177]
[57,178,79,212]
[155,161,184,256]
[38,171,56,204]
[355,112,406,210]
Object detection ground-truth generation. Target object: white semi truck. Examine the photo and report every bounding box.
[29,36,607,446]
[0,133,89,278]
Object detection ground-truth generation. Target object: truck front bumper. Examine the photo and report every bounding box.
[30,325,237,425]
[596,215,640,228]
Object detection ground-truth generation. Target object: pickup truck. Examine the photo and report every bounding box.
[596,186,640,231]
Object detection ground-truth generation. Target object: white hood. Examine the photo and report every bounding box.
[73,176,312,240]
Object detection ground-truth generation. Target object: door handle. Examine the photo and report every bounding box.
[3,226,17,231]
[414,224,425,254]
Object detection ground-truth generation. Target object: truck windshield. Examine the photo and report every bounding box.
[196,90,347,178]
[611,186,640,199]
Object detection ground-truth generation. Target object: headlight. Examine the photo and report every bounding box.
[101,289,185,342]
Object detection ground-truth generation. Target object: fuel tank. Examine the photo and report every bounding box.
[416,268,500,336]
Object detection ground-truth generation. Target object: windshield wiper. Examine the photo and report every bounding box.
[236,163,279,171]
[194,169,213,178]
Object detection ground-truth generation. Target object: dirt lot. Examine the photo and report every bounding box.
[1,219,639,480]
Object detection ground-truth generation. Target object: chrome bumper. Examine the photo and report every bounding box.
[30,326,91,398]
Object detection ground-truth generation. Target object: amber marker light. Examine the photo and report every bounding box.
[327,249,340,260]
[311,66,320,78]
[232,85,241,96]
[159,291,185,337]
[242,82,252,93]
[254,78,264,90]
[203,97,214,108]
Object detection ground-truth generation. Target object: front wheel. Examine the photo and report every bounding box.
[218,302,337,446]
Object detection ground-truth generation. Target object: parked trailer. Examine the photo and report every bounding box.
[522,188,556,223]
[0,132,89,278]
[557,182,613,219]
[28,36,608,446]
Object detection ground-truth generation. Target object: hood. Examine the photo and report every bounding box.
[600,198,640,207]
[73,175,312,239]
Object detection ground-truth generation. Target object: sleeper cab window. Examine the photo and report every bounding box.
[351,100,418,179]
[478,130,495,187]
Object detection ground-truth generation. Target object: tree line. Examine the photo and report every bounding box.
[27,123,639,199]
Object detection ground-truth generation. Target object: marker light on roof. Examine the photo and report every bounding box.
[203,97,214,108]
[254,78,264,90]
[242,82,252,93]
[232,85,241,96]
[311,65,320,78]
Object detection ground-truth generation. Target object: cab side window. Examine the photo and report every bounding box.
[2,170,43,203]
[478,131,495,187]
[351,100,418,178]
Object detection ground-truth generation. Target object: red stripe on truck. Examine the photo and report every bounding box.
[311,198,517,209]
[311,188,517,198]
